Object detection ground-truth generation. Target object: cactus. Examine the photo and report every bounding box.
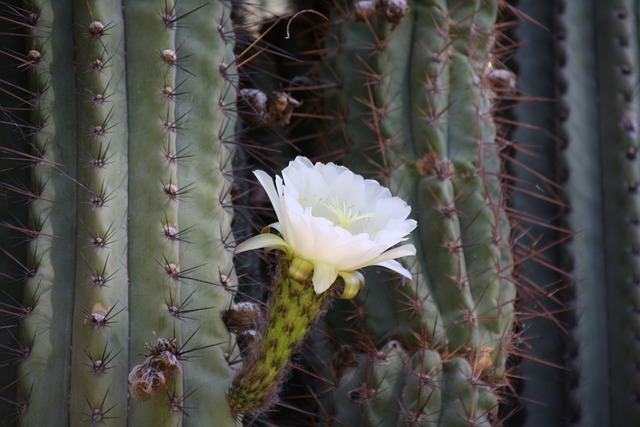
[0,1,239,425]
[506,1,570,425]
[5,0,625,425]
[523,0,640,426]
[279,0,519,424]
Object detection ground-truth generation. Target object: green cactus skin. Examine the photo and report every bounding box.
[554,1,609,425]
[509,0,640,425]
[13,1,77,424]
[401,348,443,425]
[69,1,130,423]
[172,1,240,424]
[325,0,515,361]
[0,1,239,425]
[322,341,497,426]
[584,1,640,423]
[438,357,498,427]
[328,341,410,426]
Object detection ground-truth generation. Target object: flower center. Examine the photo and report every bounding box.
[325,201,373,231]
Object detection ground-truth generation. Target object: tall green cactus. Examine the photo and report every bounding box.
[515,0,640,426]
[507,0,569,425]
[285,0,518,424]
[0,1,239,425]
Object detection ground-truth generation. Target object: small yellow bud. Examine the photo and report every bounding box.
[288,257,314,283]
[334,271,365,299]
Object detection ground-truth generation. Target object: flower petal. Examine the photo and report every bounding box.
[254,170,283,222]
[312,262,339,294]
[363,244,416,265]
[375,259,412,280]
[234,233,290,254]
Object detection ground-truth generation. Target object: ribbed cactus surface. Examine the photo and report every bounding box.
[302,0,517,424]
[0,1,239,425]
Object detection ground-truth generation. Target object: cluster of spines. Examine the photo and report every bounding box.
[176,0,563,424]
[169,1,241,422]
[0,0,579,425]
[306,337,499,426]
[317,0,514,366]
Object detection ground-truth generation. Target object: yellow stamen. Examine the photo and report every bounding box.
[325,201,374,230]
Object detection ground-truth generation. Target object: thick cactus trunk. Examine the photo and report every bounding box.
[555,0,639,425]
[305,0,517,424]
[508,0,640,426]
[15,1,78,423]
[0,1,239,425]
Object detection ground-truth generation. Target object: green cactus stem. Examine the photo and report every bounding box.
[554,0,640,425]
[228,256,332,415]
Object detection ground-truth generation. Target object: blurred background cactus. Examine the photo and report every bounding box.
[0,0,631,426]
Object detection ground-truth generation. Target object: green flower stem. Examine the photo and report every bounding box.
[228,257,332,415]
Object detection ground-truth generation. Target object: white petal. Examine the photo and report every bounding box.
[375,259,412,280]
[292,156,314,168]
[254,170,283,221]
[373,218,417,244]
[234,233,289,254]
[266,222,282,234]
[326,237,386,270]
[312,262,339,294]
[351,244,417,269]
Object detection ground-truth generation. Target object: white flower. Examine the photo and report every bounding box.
[235,156,417,294]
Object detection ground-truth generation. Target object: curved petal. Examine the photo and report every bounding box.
[375,259,412,280]
[264,222,282,234]
[234,233,290,254]
[312,262,339,294]
[364,244,416,265]
[254,170,282,221]
[326,237,387,270]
